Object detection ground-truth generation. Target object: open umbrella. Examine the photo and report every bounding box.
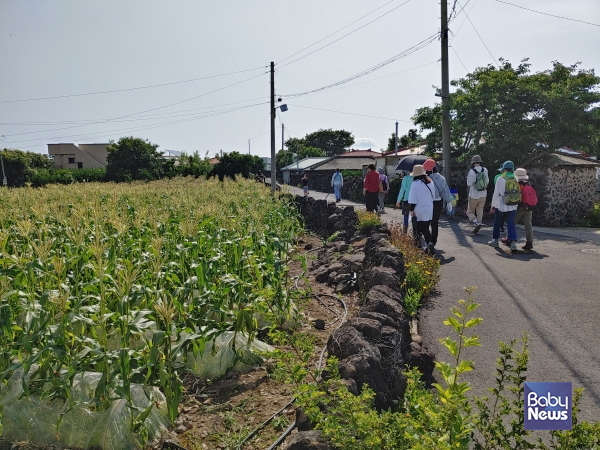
[395,155,431,172]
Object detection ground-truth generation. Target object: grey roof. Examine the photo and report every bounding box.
[309,156,376,171]
[281,157,328,171]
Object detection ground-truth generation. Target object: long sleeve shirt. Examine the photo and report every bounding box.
[331,171,343,187]
[467,166,489,199]
[491,174,518,212]
[429,173,451,204]
[397,174,413,202]
[364,170,381,193]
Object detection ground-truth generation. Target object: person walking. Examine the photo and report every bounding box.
[377,167,389,213]
[331,169,344,202]
[466,155,489,234]
[423,159,452,251]
[448,184,459,220]
[302,174,309,197]
[363,164,382,213]
[489,161,519,250]
[501,168,535,250]
[395,170,413,232]
[407,165,435,255]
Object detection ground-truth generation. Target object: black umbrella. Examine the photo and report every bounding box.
[395,155,431,172]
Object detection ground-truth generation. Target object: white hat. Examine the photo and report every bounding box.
[515,168,528,181]
[410,165,426,177]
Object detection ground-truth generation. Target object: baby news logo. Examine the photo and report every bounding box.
[524,382,572,430]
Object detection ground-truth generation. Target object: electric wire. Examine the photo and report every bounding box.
[278,0,413,69]
[2,70,268,138]
[280,33,438,98]
[276,0,399,65]
[0,66,267,104]
[451,46,469,72]
[288,104,411,122]
[456,0,498,67]
[495,0,600,28]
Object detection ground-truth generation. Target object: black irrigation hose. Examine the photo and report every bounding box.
[266,421,297,450]
[237,397,297,448]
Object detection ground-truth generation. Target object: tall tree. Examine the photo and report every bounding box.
[303,129,354,156]
[0,148,53,187]
[105,137,165,182]
[413,60,600,165]
[387,129,422,152]
[211,151,264,181]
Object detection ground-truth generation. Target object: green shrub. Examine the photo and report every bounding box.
[356,210,381,230]
[403,288,422,317]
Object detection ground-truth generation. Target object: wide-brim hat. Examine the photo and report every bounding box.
[471,155,483,164]
[410,165,426,177]
[423,159,436,171]
[377,167,384,173]
[515,168,528,181]
[501,160,515,171]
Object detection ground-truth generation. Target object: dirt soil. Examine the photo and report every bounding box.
[151,234,361,450]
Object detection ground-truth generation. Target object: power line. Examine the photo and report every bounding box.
[3,102,265,146]
[456,0,498,67]
[278,0,413,69]
[0,66,267,103]
[280,33,438,98]
[287,104,412,122]
[495,0,600,28]
[451,45,469,72]
[2,71,268,138]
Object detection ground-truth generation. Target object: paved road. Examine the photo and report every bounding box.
[288,186,600,421]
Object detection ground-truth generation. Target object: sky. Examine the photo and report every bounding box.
[0,0,599,159]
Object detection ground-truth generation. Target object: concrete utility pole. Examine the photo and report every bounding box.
[394,121,399,156]
[282,123,285,152]
[0,150,6,186]
[441,0,452,182]
[270,61,276,194]
[248,139,250,155]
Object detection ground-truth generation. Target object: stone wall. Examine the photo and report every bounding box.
[527,164,596,226]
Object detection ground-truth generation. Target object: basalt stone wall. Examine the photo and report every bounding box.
[527,164,596,226]
[290,174,365,203]
[294,195,359,239]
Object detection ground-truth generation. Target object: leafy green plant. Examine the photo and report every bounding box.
[403,288,422,317]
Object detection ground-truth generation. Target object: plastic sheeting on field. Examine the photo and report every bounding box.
[0,367,169,450]
[185,331,274,379]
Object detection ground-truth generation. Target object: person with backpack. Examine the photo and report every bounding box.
[331,169,344,202]
[423,159,452,251]
[501,168,536,250]
[488,160,519,251]
[466,155,489,234]
[377,167,389,213]
[407,165,435,255]
[448,184,459,220]
[396,170,413,233]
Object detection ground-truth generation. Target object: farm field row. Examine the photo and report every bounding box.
[0,177,302,449]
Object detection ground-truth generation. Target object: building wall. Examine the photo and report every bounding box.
[48,143,108,169]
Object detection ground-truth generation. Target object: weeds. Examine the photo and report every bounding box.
[356,210,381,230]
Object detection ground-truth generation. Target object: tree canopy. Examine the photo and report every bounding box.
[0,148,54,187]
[303,129,354,157]
[386,129,423,152]
[413,60,600,166]
[211,151,264,181]
[105,137,165,182]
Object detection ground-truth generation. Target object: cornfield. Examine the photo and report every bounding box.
[0,177,301,445]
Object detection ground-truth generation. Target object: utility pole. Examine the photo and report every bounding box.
[394,121,399,156]
[248,139,250,155]
[441,0,452,182]
[270,61,276,194]
[281,123,285,152]
[0,149,6,186]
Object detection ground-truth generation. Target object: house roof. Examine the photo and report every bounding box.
[382,144,427,157]
[209,157,220,165]
[339,149,382,157]
[309,156,376,171]
[281,157,328,171]
[550,153,599,167]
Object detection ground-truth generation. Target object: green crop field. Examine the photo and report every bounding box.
[0,177,301,448]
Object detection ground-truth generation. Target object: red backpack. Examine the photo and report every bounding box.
[521,182,538,207]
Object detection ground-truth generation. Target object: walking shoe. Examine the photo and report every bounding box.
[472,224,482,234]
[488,239,499,248]
[522,241,533,251]
[427,243,435,255]
[510,241,517,252]
[501,237,510,246]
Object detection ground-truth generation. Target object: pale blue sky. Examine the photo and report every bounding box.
[1,0,598,158]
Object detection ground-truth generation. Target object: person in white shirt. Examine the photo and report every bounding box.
[423,159,452,251]
[408,165,435,255]
[489,161,519,251]
[466,155,489,234]
[331,169,344,202]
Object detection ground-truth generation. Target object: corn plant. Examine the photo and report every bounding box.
[0,177,301,442]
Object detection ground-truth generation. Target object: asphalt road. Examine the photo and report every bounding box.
[288,186,600,421]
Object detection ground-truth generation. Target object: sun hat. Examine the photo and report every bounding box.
[423,159,436,171]
[377,167,384,173]
[498,160,515,172]
[471,155,483,164]
[515,168,528,181]
[410,165,426,177]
